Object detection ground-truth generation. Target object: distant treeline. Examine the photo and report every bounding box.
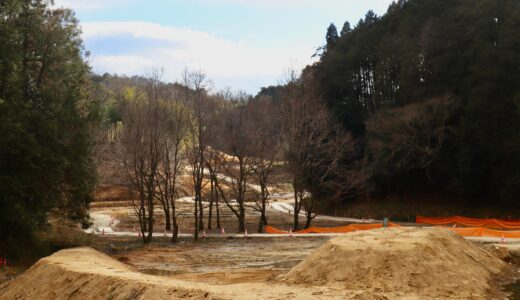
[258,0,520,205]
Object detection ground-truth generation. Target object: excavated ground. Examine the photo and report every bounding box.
[1,228,516,300]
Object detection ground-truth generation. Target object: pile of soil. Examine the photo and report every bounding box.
[285,227,509,299]
[0,248,210,300]
[0,248,345,299]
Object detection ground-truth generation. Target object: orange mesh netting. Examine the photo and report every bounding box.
[448,227,520,238]
[416,216,520,229]
[264,223,520,238]
[264,222,401,234]
[264,226,290,234]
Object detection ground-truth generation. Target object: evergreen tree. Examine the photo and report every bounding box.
[0,0,99,253]
[311,0,520,204]
[340,21,351,37]
[325,23,339,51]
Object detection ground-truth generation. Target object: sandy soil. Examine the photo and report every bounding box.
[2,228,514,299]
[0,247,352,300]
[285,227,509,299]
[114,237,327,284]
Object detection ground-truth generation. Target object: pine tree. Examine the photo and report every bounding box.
[325,23,339,50]
[312,0,520,204]
[340,21,351,37]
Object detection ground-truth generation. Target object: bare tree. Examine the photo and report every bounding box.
[218,98,256,232]
[204,147,223,230]
[281,75,307,231]
[155,89,190,243]
[300,122,361,228]
[203,92,229,231]
[121,78,166,243]
[182,70,211,239]
[247,97,281,232]
[282,69,363,229]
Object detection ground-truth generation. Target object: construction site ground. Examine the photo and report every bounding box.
[3,183,520,299]
[2,229,520,299]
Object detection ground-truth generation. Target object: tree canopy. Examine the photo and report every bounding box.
[311,0,520,203]
[0,0,100,250]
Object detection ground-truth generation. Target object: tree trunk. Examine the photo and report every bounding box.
[208,178,214,230]
[172,222,179,243]
[146,192,154,243]
[194,196,199,240]
[238,215,246,233]
[146,215,153,243]
[164,206,171,231]
[238,202,246,232]
[171,200,178,243]
[216,189,221,229]
[258,201,268,233]
[208,199,213,230]
[258,212,268,233]
[141,224,146,243]
[216,204,221,229]
[139,185,147,235]
[139,210,146,243]
[198,196,204,231]
[293,209,299,231]
[293,190,300,231]
[305,212,312,229]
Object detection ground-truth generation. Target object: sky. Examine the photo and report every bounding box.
[53,0,395,94]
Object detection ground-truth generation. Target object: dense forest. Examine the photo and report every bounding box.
[261,0,520,205]
[1,0,519,255]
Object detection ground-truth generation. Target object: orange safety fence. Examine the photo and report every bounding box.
[264,222,401,234]
[265,223,520,238]
[416,216,520,229]
[264,226,290,234]
[448,227,520,238]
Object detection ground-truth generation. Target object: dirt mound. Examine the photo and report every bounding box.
[0,248,349,300]
[0,248,210,300]
[285,227,508,299]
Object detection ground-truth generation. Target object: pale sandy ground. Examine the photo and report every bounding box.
[285,227,509,299]
[0,248,356,300]
[1,228,514,300]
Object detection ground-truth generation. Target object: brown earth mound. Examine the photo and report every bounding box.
[285,227,508,299]
[0,248,210,300]
[0,248,347,299]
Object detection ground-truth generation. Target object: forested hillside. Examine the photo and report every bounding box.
[262,0,520,205]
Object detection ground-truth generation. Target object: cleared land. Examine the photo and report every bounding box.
[2,228,519,299]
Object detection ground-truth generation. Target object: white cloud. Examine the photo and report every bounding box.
[53,0,134,11]
[82,21,316,93]
[196,0,392,13]
[87,55,155,75]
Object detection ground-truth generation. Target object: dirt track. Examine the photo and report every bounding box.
[2,228,515,299]
[114,237,327,284]
[0,247,351,300]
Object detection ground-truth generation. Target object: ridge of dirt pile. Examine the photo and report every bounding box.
[285,227,508,299]
[0,248,348,300]
[0,248,210,299]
